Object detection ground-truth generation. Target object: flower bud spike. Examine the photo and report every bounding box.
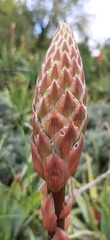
[31,23,87,239]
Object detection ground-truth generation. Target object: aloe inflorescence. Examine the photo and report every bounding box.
[31,23,87,239]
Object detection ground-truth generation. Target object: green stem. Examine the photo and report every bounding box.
[48,186,65,239]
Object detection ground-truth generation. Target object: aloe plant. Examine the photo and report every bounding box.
[31,23,87,239]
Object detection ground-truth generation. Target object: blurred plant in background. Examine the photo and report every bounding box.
[0,0,110,239]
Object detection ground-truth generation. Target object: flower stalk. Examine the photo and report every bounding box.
[31,23,87,239]
[48,186,65,239]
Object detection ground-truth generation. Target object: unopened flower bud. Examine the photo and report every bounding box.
[31,23,87,192]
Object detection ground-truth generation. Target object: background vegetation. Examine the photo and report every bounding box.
[0,0,110,239]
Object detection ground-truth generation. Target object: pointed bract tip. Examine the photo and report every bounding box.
[52,227,68,240]
[41,193,57,232]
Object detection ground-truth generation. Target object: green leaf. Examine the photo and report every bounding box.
[75,194,90,224]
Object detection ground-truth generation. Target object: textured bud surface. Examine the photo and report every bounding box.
[31,23,87,192]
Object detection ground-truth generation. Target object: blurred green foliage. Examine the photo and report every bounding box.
[0,0,110,239]
[0,175,46,240]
